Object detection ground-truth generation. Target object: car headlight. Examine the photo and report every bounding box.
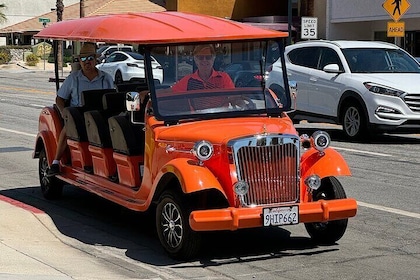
[234,180,249,196]
[305,175,321,191]
[364,82,405,97]
[311,131,330,153]
[192,140,213,162]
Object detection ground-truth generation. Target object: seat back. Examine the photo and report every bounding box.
[84,92,126,148]
[108,115,145,155]
[81,89,116,111]
[63,107,88,141]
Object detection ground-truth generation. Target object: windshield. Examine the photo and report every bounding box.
[343,48,420,73]
[148,40,288,122]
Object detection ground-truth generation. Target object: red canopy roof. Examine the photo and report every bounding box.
[34,12,288,44]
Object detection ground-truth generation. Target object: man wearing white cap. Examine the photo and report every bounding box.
[48,42,114,176]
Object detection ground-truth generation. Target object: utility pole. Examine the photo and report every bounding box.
[80,0,85,18]
[56,0,64,71]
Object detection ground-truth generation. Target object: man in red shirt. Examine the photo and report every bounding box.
[171,44,234,110]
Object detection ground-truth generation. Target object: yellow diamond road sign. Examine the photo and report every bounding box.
[382,0,411,22]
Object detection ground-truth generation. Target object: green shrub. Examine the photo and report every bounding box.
[26,53,40,66]
[0,51,11,64]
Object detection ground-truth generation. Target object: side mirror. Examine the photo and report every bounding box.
[126,91,141,111]
[323,64,343,74]
[288,81,297,111]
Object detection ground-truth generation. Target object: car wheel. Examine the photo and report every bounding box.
[115,71,124,85]
[304,177,348,244]
[342,102,367,140]
[156,190,201,260]
[38,148,64,200]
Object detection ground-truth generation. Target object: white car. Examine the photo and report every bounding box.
[96,45,134,62]
[266,40,420,140]
[96,51,163,85]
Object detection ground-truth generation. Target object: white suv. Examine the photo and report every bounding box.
[266,40,420,140]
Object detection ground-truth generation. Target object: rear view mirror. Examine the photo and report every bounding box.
[126,91,141,111]
[289,81,297,111]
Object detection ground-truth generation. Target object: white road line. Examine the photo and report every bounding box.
[358,201,420,219]
[0,127,36,137]
[333,147,392,157]
[30,104,47,108]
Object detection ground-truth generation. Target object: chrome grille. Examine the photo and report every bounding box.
[404,93,420,112]
[229,134,300,207]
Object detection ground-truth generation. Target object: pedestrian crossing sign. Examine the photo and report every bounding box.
[382,0,411,22]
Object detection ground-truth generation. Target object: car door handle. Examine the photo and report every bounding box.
[309,77,317,82]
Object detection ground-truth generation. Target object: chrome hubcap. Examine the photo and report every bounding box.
[344,107,360,137]
[161,202,183,248]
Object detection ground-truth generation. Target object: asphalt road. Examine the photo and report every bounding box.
[0,69,419,279]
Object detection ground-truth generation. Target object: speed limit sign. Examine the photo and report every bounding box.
[301,17,318,39]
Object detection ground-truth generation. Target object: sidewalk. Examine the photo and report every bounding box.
[0,60,71,75]
[0,195,161,280]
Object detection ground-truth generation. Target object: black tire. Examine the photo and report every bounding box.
[342,102,368,140]
[304,177,348,245]
[115,71,123,85]
[38,148,64,200]
[156,190,201,260]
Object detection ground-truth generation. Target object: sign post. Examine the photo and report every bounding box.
[382,0,410,40]
[39,18,50,70]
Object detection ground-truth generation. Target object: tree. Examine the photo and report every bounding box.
[0,3,7,23]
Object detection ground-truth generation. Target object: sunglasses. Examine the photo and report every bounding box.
[195,55,214,61]
[79,55,96,62]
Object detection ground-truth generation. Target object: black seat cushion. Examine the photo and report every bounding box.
[108,115,144,155]
[102,92,126,115]
[81,89,116,111]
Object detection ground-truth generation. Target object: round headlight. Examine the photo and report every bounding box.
[234,180,249,196]
[305,175,321,191]
[311,131,330,152]
[193,140,214,161]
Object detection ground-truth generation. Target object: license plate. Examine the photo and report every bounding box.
[263,206,299,226]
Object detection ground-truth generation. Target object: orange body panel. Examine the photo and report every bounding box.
[88,146,117,178]
[112,153,144,188]
[67,140,92,169]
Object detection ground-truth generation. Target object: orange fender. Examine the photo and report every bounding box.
[155,158,226,197]
[300,147,351,179]
[33,130,57,165]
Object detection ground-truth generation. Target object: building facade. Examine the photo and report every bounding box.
[1,0,419,56]
[314,0,420,56]
[0,0,79,45]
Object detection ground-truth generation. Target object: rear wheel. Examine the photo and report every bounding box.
[115,71,123,85]
[156,190,201,260]
[38,148,64,200]
[304,177,348,244]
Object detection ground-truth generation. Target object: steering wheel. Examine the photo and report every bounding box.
[225,96,257,110]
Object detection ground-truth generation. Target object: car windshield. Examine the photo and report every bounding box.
[343,48,420,73]
[148,40,289,122]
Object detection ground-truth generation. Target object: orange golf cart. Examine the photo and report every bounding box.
[33,12,357,260]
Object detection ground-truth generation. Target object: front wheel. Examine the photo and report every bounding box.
[305,177,348,244]
[342,102,368,140]
[38,148,64,200]
[156,190,201,260]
